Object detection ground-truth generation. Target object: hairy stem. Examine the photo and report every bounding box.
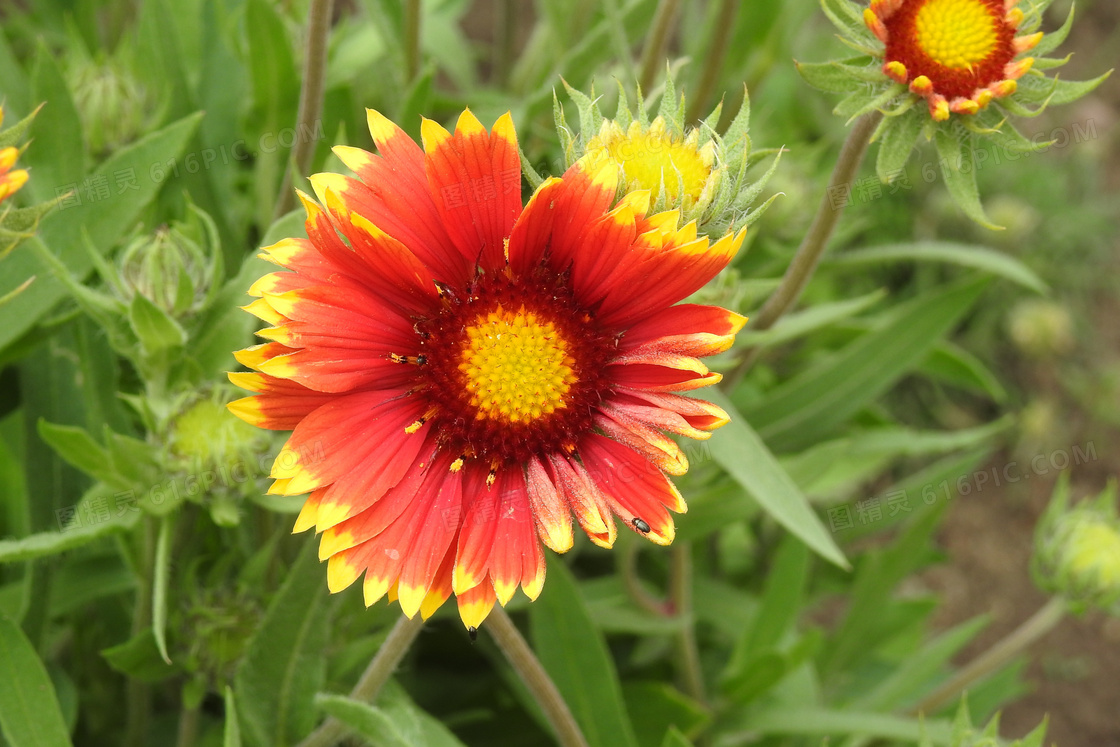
[488,607,590,747]
[175,703,200,747]
[274,0,335,219]
[725,111,882,389]
[297,614,425,747]
[669,542,707,704]
[686,0,738,122]
[637,0,681,91]
[124,517,157,747]
[404,0,422,82]
[910,596,1068,716]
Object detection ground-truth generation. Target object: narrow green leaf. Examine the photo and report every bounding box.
[920,342,1008,401]
[828,241,1046,293]
[234,539,330,747]
[35,420,118,488]
[621,682,708,747]
[0,613,74,747]
[734,708,951,744]
[25,42,84,204]
[224,687,242,747]
[659,726,693,747]
[530,557,639,747]
[728,535,810,667]
[153,515,173,664]
[794,61,864,94]
[735,290,886,349]
[744,277,990,452]
[313,695,412,747]
[1045,71,1113,106]
[705,389,849,569]
[935,127,999,229]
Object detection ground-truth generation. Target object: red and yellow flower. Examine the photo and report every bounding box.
[865,0,1040,120]
[230,109,745,631]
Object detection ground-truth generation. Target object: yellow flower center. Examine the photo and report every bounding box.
[592,130,711,204]
[914,0,999,70]
[458,306,577,424]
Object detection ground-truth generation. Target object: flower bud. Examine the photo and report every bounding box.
[118,224,213,320]
[68,58,152,157]
[1007,300,1075,358]
[1033,477,1120,613]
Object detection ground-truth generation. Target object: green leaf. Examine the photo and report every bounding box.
[35,421,120,488]
[0,492,141,563]
[935,127,999,229]
[0,112,204,352]
[0,106,42,151]
[25,42,84,204]
[706,389,849,569]
[920,342,1008,401]
[101,628,180,683]
[828,241,1046,293]
[794,61,864,94]
[314,694,412,747]
[735,290,886,349]
[1044,71,1113,106]
[530,557,639,747]
[876,107,924,181]
[734,708,951,744]
[659,726,692,747]
[129,293,187,354]
[224,687,242,747]
[0,613,74,747]
[744,276,990,452]
[234,539,330,747]
[153,514,174,665]
[621,682,708,747]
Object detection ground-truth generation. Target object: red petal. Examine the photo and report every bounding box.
[227,372,335,431]
[526,455,573,553]
[620,304,747,358]
[580,434,685,544]
[421,110,522,272]
[547,452,616,548]
[453,465,501,594]
[486,469,538,605]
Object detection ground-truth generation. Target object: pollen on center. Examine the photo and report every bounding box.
[458,305,578,424]
[914,0,999,70]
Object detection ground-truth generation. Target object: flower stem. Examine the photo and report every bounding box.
[404,0,422,82]
[686,0,738,122]
[669,542,707,704]
[174,703,200,747]
[619,541,670,616]
[124,517,157,747]
[493,0,517,87]
[637,0,681,91]
[725,111,882,389]
[488,607,590,747]
[910,596,1068,716]
[296,614,425,747]
[274,0,335,219]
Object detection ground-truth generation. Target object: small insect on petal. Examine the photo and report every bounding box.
[468,626,478,642]
[632,517,651,534]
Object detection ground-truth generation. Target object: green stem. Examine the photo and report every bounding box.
[175,703,200,747]
[124,517,157,747]
[910,596,1068,716]
[670,542,706,704]
[296,614,425,747]
[494,0,517,87]
[274,0,335,219]
[686,0,738,122]
[619,541,669,616]
[725,111,882,389]
[488,607,590,747]
[404,0,422,82]
[637,0,681,91]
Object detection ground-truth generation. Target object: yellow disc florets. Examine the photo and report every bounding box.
[914,0,999,70]
[585,117,717,210]
[458,306,578,424]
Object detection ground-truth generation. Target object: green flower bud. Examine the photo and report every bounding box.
[118,224,213,320]
[1007,300,1075,358]
[1033,477,1120,613]
[170,395,268,475]
[68,58,152,157]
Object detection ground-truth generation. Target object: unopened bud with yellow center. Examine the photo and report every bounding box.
[1033,477,1120,613]
[550,75,780,234]
[1007,299,1075,358]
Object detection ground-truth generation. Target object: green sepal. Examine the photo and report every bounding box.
[129,292,188,354]
[1045,70,1112,106]
[1033,3,1076,57]
[0,103,43,149]
[935,126,1000,230]
[820,0,866,36]
[875,106,924,182]
[841,83,905,124]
